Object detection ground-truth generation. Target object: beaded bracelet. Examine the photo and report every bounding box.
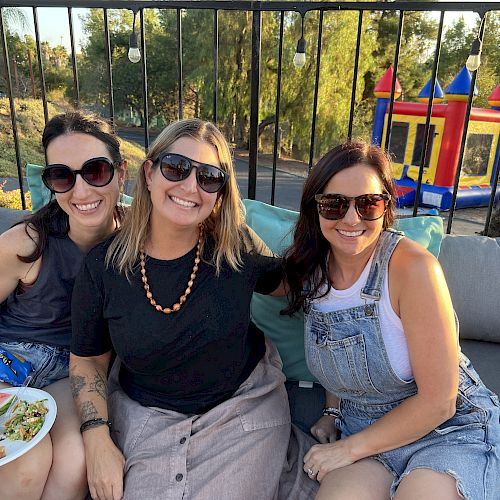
[80,418,112,434]
[322,406,341,418]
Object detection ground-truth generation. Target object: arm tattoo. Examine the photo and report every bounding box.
[80,400,99,421]
[88,370,107,400]
[70,375,86,399]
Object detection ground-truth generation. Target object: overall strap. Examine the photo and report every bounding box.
[360,229,404,301]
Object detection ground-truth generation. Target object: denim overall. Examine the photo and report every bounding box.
[304,230,500,499]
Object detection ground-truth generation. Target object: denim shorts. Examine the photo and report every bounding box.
[0,340,69,388]
[337,386,500,500]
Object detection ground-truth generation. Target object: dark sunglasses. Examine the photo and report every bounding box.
[156,152,228,194]
[315,193,391,221]
[42,157,115,194]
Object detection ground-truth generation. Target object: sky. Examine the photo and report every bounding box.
[11,3,485,53]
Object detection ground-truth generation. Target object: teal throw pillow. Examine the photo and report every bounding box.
[243,199,444,382]
[26,163,133,213]
[26,163,51,212]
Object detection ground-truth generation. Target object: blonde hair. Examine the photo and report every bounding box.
[106,118,245,277]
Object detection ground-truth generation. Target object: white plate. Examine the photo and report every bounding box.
[0,387,57,467]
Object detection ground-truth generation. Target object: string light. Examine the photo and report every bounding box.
[466,37,482,72]
[293,15,306,69]
[128,9,141,63]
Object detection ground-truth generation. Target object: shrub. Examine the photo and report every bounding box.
[0,181,32,210]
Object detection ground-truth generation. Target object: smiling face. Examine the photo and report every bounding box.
[318,163,386,260]
[46,132,125,235]
[144,136,220,233]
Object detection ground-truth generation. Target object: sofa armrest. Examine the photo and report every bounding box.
[0,207,30,234]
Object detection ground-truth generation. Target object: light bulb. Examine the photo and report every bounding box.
[128,47,141,63]
[293,37,306,69]
[466,54,481,72]
[128,32,141,63]
[466,38,482,72]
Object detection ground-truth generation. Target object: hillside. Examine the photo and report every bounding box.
[0,98,144,178]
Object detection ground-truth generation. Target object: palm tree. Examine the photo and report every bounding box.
[2,7,29,32]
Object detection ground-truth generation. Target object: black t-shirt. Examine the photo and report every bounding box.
[71,230,282,414]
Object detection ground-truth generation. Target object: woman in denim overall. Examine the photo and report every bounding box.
[283,142,500,499]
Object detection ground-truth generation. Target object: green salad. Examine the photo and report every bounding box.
[1,399,48,441]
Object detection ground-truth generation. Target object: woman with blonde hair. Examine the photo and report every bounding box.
[69,118,317,500]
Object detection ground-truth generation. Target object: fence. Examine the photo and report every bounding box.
[1,1,499,234]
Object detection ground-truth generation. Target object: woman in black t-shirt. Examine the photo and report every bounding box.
[69,119,318,500]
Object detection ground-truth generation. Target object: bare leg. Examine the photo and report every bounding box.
[316,458,393,500]
[41,378,88,500]
[0,434,53,500]
[0,382,52,499]
[394,469,463,500]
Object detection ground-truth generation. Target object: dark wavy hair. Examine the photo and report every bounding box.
[282,141,396,315]
[15,111,124,263]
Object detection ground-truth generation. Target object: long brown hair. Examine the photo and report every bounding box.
[15,111,125,263]
[282,141,396,315]
[106,118,245,277]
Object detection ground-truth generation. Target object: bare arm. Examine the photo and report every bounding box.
[305,240,459,480]
[0,224,40,302]
[70,352,111,425]
[70,352,124,500]
[310,390,339,443]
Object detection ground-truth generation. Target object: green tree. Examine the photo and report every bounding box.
[438,13,500,107]
[79,8,179,125]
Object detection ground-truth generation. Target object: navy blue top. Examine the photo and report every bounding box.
[0,234,85,348]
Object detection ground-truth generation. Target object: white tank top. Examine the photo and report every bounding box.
[312,254,413,381]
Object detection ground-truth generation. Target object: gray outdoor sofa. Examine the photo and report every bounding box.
[0,206,498,398]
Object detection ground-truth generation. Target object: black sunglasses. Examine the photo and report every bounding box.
[315,193,391,221]
[156,152,228,194]
[42,157,116,194]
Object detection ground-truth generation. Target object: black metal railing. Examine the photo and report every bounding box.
[1,1,499,235]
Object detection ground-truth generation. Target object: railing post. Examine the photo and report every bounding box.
[412,11,444,217]
[140,9,150,151]
[33,7,48,126]
[103,8,115,126]
[177,8,183,120]
[446,12,487,234]
[0,8,26,210]
[347,11,363,140]
[270,10,284,206]
[308,10,324,171]
[248,9,261,200]
[384,10,405,152]
[68,7,80,109]
[213,9,218,124]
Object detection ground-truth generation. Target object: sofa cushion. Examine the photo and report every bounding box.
[243,199,444,381]
[439,234,500,343]
[460,339,500,396]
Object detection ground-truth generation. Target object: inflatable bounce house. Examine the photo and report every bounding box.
[372,66,500,209]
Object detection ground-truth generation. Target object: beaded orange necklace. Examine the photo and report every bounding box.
[139,226,203,315]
